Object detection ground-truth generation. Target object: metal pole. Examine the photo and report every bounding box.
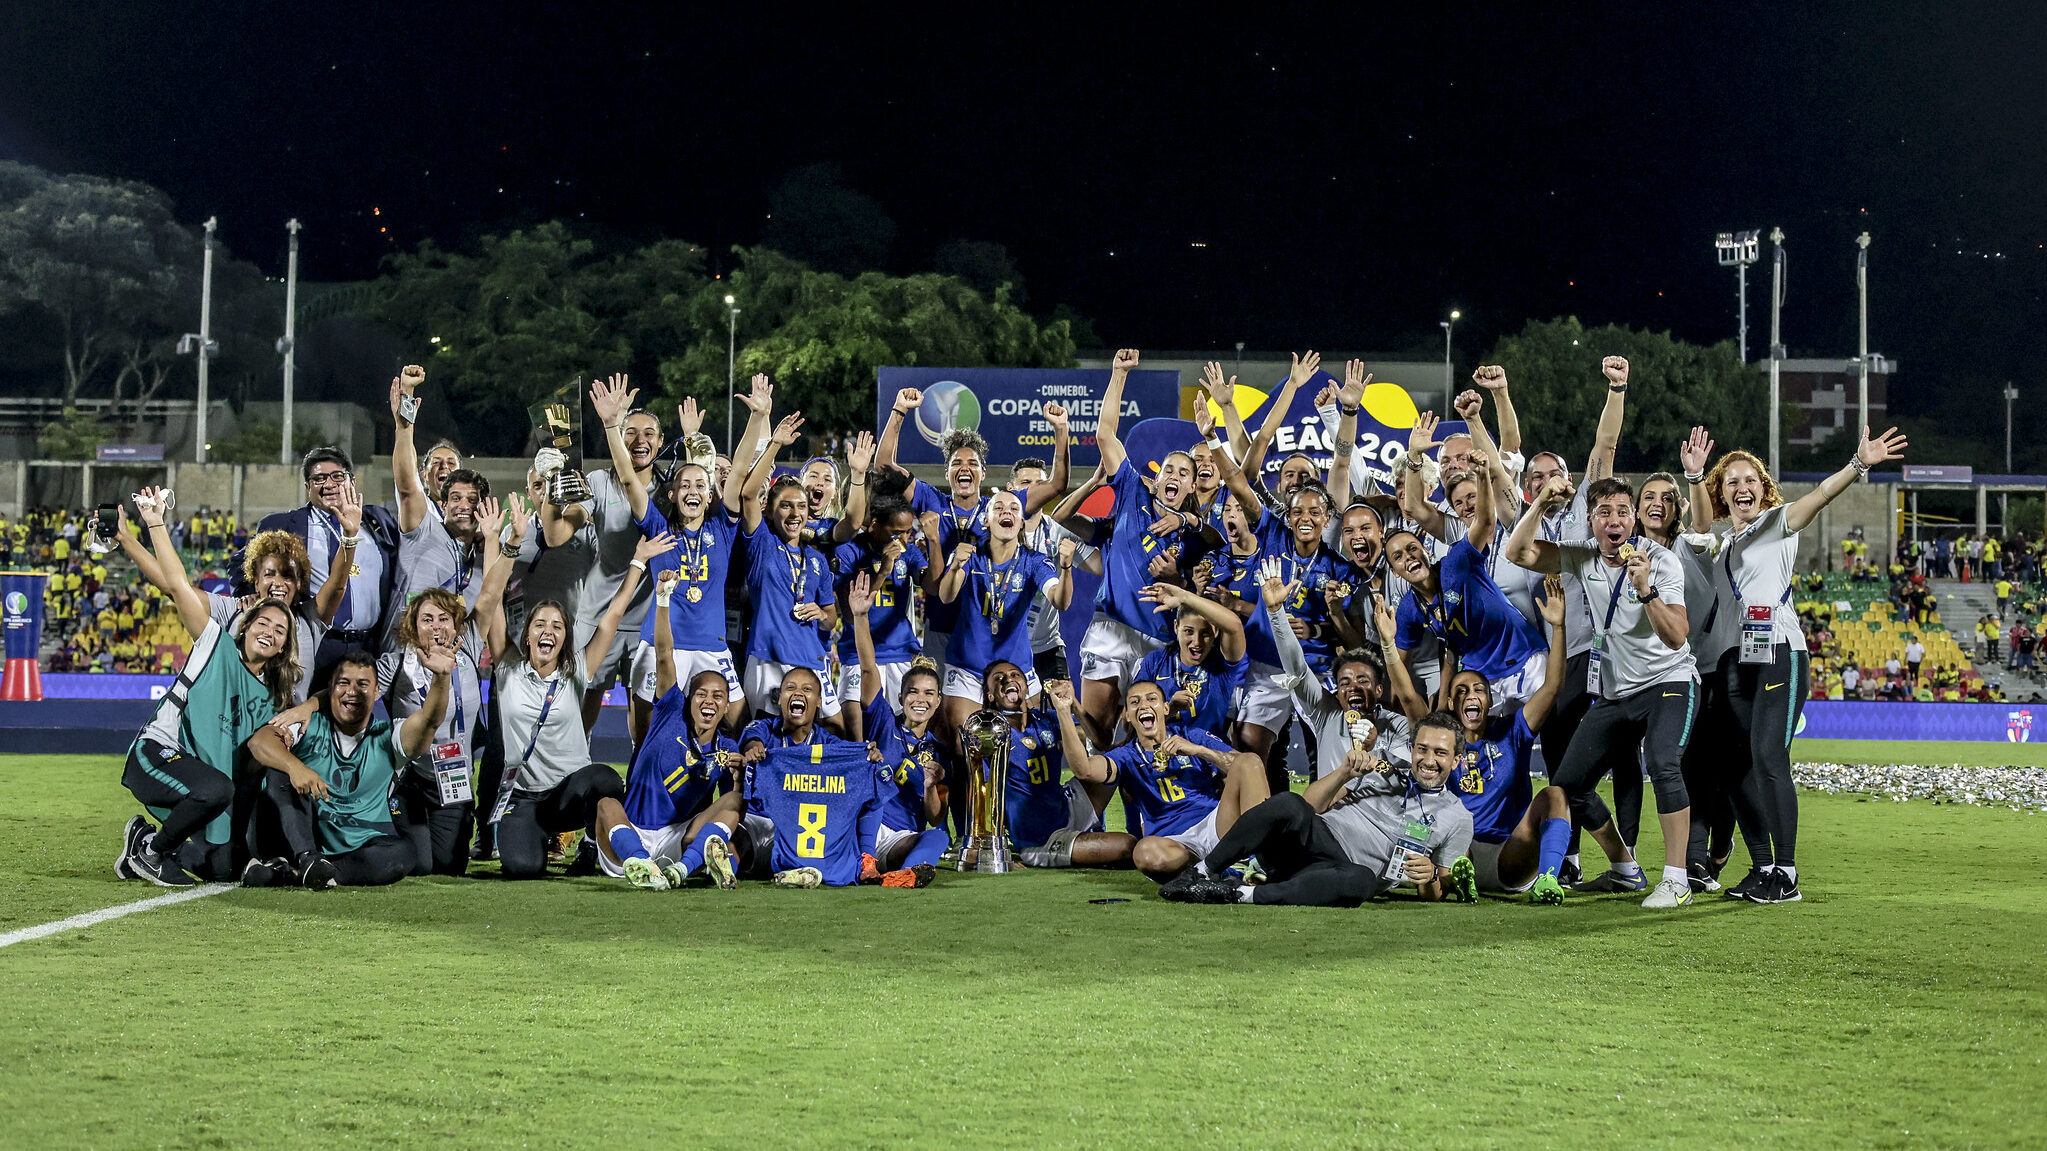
[1856,232,1870,434]
[280,219,301,465]
[1768,227,1785,476]
[724,297,739,454]
[1440,315,1456,412]
[196,218,217,463]
[1736,260,1749,365]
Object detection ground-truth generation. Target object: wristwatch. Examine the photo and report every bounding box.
[1639,585,1661,603]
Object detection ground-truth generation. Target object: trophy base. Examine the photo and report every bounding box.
[546,469,591,507]
[946,835,1014,874]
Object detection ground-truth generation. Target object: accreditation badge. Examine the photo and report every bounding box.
[1740,604,1773,664]
[432,742,473,805]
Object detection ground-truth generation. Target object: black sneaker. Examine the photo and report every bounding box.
[1687,862,1722,893]
[130,840,197,888]
[1725,867,1770,901]
[297,853,339,890]
[1158,862,1206,902]
[116,815,152,880]
[1557,858,1583,887]
[564,834,600,876]
[1187,878,1241,905]
[1754,870,1803,904]
[240,857,288,888]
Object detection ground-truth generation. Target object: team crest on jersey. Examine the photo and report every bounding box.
[1444,590,1462,606]
[1021,735,1036,750]
[893,559,908,580]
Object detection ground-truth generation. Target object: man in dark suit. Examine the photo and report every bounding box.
[239,446,403,676]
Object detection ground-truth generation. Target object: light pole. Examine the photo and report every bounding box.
[1856,232,1871,433]
[279,219,301,464]
[2003,382,2019,528]
[1766,227,1785,476]
[723,294,740,454]
[179,217,220,463]
[1439,309,1459,413]
[1715,230,1761,363]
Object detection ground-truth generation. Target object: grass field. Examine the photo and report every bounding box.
[5,750,2045,1149]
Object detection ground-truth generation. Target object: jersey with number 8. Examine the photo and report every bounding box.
[757,743,887,886]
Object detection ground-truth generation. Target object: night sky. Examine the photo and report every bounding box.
[3,3,2044,434]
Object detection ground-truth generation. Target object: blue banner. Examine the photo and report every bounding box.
[877,367,1180,468]
[1797,700,2043,743]
[1,573,42,662]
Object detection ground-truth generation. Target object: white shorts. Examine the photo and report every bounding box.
[1015,780,1101,867]
[741,811,775,845]
[1238,662,1291,733]
[1487,650,1549,716]
[875,824,917,860]
[743,657,842,717]
[597,822,687,878]
[630,642,741,704]
[1159,807,1221,860]
[839,659,912,712]
[1078,615,1163,692]
[942,663,1042,704]
[1471,838,1534,893]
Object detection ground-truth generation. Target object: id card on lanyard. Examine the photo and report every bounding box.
[491,675,562,824]
[1383,781,1434,884]
[1587,555,1632,699]
[432,741,473,805]
[1725,531,1782,665]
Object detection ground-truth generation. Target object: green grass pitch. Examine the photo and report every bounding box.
[3,747,2044,1149]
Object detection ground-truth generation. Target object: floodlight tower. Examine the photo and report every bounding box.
[1715,229,1761,364]
[1439,309,1460,413]
[1856,232,1871,433]
[279,219,301,464]
[723,294,741,454]
[1766,227,1786,475]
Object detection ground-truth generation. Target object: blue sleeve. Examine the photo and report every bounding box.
[1395,594,1424,650]
[633,502,671,537]
[1101,741,1142,783]
[1442,538,1479,583]
[1510,711,1536,754]
[1028,552,1060,594]
[806,548,832,606]
[1108,458,1143,517]
[1132,648,1167,687]
[907,541,929,575]
[910,481,945,516]
[1189,727,1234,757]
[740,718,771,749]
[865,703,900,751]
[1220,654,1250,693]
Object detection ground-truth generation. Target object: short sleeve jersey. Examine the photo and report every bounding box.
[1558,538,1697,697]
[946,547,1062,672]
[1095,459,1192,642]
[624,684,741,831]
[912,481,991,635]
[830,537,927,662]
[493,652,590,793]
[1450,712,1536,844]
[865,703,949,832]
[636,504,742,652]
[1131,647,1249,736]
[740,717,850,816]
[1003,711,1074,851]
[740,524,833,666]
[1103,725,1232,837]
[1395,538,1546,680]
[757,742,887,886]
[1706,505,1809,651]
[297,712,404,855]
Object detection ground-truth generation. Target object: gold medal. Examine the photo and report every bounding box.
[1343,708,1362,726]
[1329,580,1353,598]
[350,563,362,577]
[685,585,703,603]
[1152,747,1169,772]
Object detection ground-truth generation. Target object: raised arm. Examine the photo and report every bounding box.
[725,373,776,514]
[1243,351,1319,479]
[1680,426,1716,533]
[1585,356,1630,483]
[1400,412,1451,541]
[1142,580,1245,662]
[1094,348,1140,473]
[1326,361,1369,504]
[874,387,921,474]
[132,486,210,637]
[1784,426,1908,533]
[1046,679,1115,784]
[1466,447,1499,546]
[1208,434,1265,525]
[846,571,884,710]
[1200,362,1252,462]
[391,365,430,533]
[1021,403,1071,517]
[589,371,645,519]
[397,645,455,759]
[312,478,363,626]
[583,534,666,673]
[1472,365,1521,456]
[112,507,168,591]
[471,496,516,633]
[652,568,678,699]
[740,412,804,534]
[1504,476,1569,574]
[936,541,975,605]
[1523,576,1568,731]
[1260,561,1328,715]
[1370,593,1430,723]
[1455,386,1520,524]
[835,432,875,544]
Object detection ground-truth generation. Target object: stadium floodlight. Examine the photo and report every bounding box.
[279,219,300,465]
[1766,227,1785,474]
[1440,310,1460,413]
[1716,230,1761,364]
[723,294,741,454]
[1856,232,1871,433]
[182,218,219,463]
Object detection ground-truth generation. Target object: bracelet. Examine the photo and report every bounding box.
[629,559,647,571]
[1683,470,1705,484]
[1339,405,1359,417]
[339,534,361,549]
[1608,382,1628,393]
[849,480,865,488]
[498,541,521,558]
[1849,456,1871,481]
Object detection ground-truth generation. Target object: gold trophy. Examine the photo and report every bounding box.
[943,709,1016,873]
[528,382,590,506]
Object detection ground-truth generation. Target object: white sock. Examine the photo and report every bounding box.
[1777,865,1798,882]
[1663,865,1688,886]
[1614,859,1643,878]
[1565,853,1581,869]
[1191,860,1210,878]
[1235,885,1255,904]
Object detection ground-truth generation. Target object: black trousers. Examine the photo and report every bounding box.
[259,769,415,886]
[1718,644,1808,869]
[125,739,241,876]
[1205,793,1382,908]
[1538,651,1644,850]
[392,773,473,877]
[496,764,624,879]
[473,691,506,856]
[1551,679,1695,834]
[1680,670,1737,868]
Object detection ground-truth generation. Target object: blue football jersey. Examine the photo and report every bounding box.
[624,684,741,831]
[1268,545,1349,674]
[1002,710,1074,850]
[741,524,834,666]
[1131,647,1249,735]
[1451,712,1536,844]
[830,537,927,662]
[1395,538,1546,679]
[866,703,949,832]
[946,547,1061,672]
[1094,459,1192,642]
[1207,545,1281,667]
[758,742,887,886]
[635,505,741,651]
[911,480,990,635]
[1104,724,1230,837]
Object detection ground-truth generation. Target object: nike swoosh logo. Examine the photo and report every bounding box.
[1765,683,1784,691]
[1662,692,1682,698]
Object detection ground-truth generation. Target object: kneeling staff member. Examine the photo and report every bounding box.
[1161,711,1475,906]
[244,646,453,887]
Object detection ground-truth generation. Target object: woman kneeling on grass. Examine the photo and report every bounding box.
[117,490,302,887]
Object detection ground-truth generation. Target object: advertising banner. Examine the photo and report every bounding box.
[1,572,47,701]
[1797,700,2039,743]
[876,367,1180,468]
[1221,371,1460,493]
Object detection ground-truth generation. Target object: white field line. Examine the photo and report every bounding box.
[0,884,232,949]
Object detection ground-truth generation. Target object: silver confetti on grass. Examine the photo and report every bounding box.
[1794,762,2047,812]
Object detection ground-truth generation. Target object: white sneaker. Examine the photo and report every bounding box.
[1641,877,1694,908]
[622,856,669,891]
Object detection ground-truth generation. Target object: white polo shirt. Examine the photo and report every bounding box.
[493,651,591,793]
[1704,505,1808,650]
[1558,537,1696,698]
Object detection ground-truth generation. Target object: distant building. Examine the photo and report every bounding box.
[1776,357,1895,451]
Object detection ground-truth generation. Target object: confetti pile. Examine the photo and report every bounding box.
[1794,761,2047,812]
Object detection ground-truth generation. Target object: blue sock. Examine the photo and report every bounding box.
[681,822,731,875]
[1537,818,1571,879]
[904,828,949,869]
[608,824,649,863]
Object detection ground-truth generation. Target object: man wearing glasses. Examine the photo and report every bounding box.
[246,447,402,676]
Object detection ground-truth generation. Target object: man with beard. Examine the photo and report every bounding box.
[1259,561,1413,777]
[388,366,492,648]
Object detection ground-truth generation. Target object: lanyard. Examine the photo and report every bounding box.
[680,527,707,583]
[449,658,466,737]
[781,538,808,601]
[1601,544,1635,632]
[447,541,474,593]
[982,548,1023,625]
[1399,777,1437,827]
[517,676,563,768]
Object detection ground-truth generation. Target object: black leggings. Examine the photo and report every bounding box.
[1681,671,1737,868]
[1551,679,1695,834]
[1719,645,1808,869]
[1205,793,1382,908]
[392,773,473,876]
[125,740,234,860]
[496,764,624,879]
[260,769,415,885]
